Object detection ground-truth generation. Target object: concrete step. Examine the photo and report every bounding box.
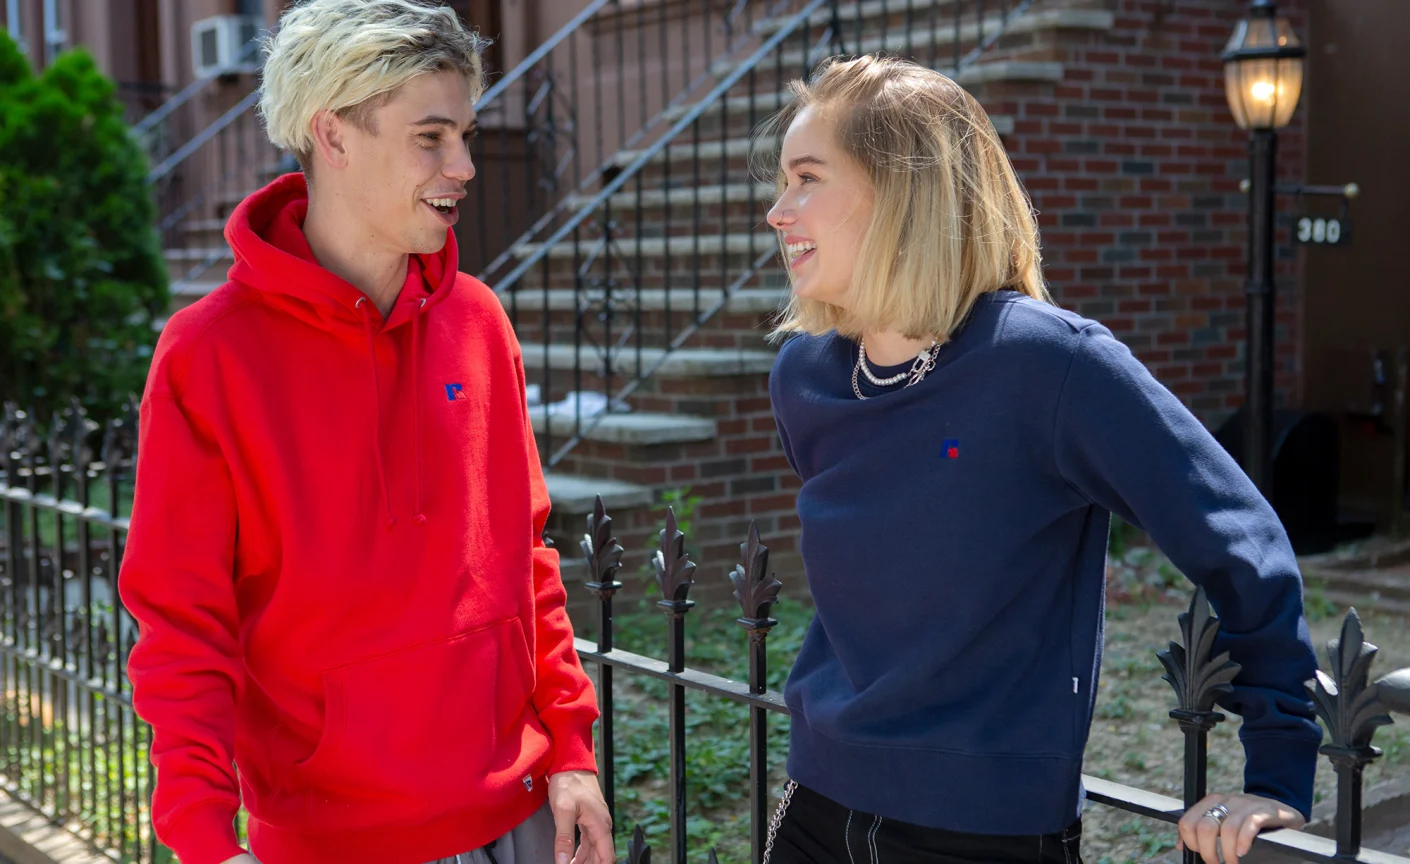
[722,9,1110,78]
[182,218,230,235]
[753,0,968,33]
[753,3,1111,40]
[530,410,716,445]
[165,246,231,263]
[564,183,775,212]
[502,286,788,314]
[518,343,776,376]
[611,136,773,169]
[169,279,226,310]
[513,231,777,261]
[662,85,1019,133]
[544,471,653,515]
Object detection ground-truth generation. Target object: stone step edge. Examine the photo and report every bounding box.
[721,10,1111,78]
[664,63,1059,121]
[530,410,717,446]
[611,114,1009,173]
[518,343,776,377]
[563,182,775,211]
[545,471,653,516]
[514,232,779,261]
[501,286,788,314]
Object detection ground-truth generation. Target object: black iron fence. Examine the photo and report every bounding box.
[3,399,1410,863]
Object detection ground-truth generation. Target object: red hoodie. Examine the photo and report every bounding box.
[120,174,598,864]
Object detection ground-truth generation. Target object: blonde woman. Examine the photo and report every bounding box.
[761,56,1317,864]
[120,2,611,863]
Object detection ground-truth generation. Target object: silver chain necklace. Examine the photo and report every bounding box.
[852,337,941,400]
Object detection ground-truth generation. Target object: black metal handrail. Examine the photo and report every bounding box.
[3,403,1410,863]
[130,39,262,139]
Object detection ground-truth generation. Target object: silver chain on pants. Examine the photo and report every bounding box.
[761,780,799,864]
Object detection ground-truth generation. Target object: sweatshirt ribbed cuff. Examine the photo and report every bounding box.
[162,799,244,864]
[546,719,599,776]
[1243,734,1320,822]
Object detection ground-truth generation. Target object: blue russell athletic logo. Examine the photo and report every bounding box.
[445,383,466,401]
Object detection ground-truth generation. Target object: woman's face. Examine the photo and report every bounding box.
[766,106,874,309]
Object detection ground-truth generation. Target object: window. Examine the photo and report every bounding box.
[43,0,65,66]
[4,0,27,55]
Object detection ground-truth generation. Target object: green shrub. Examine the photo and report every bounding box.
[0,32,167,422]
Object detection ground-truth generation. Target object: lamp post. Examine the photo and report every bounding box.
[1221,0,1305,494]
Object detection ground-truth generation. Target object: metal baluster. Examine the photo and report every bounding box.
[23,409,43,811]
[72,404,98,849]
[103,397,138,863]
[1306,609,1393,859]
[731,524,783,864]
[654,508,696,864]
[582,497,624,831]
[1157,588,1240,864]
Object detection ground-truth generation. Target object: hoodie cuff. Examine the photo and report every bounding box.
[546,719,599,776]
[162,799,245,864]
[1242,734,1320,822]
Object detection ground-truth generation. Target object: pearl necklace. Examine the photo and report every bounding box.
[852,337,941,400]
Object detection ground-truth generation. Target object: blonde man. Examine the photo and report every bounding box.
[119,3,612,863]
[761,56,1318,864]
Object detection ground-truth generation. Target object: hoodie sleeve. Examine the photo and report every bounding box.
[1053,324,1322,820]
[513,354,600,776]
[119,386,246,864]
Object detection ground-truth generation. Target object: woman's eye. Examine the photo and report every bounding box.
[798,173,817,184]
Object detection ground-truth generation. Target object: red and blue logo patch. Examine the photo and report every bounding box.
[942,438,960,459]
[445,383,467,401]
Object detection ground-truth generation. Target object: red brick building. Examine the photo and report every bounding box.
[5,0,1405,587]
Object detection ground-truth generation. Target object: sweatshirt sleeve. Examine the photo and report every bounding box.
[1053,324,1322,820]
[119,391,246,864]
[513,354,600,776]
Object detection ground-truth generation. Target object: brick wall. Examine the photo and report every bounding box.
[986,0,1309,426]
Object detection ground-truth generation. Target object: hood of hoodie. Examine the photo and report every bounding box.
[225,172,460,527]
[226,172,458,333]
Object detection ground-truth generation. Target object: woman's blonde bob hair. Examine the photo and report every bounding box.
[259,0,487,172]
[759,55,1048,341]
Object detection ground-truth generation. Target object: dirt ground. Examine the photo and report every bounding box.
[1080,600,1410,864]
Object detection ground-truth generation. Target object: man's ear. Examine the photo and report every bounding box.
[309,110,350,171]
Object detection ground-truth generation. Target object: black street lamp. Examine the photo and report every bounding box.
[1222,0,1305,494]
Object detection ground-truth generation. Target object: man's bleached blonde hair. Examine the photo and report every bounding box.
[259,0,487,172]
[758,55,1048,341]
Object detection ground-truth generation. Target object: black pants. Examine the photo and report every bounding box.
[768,783,1084,864]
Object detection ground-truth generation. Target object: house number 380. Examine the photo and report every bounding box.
[1296,216,1344,245]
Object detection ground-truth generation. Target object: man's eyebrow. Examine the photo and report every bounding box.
[787,154,826,170]
[409,115,477,131]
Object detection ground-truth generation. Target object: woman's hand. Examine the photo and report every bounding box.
[1176,793,1305,864]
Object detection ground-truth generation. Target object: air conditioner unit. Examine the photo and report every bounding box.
[191,15,260,78]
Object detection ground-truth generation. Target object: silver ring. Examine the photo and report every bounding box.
[1202,803,1230,825]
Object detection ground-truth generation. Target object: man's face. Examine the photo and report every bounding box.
[337,70,477,256]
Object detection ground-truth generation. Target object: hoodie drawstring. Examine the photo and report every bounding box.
[356,295,429,529]
[357,298,399,529]
[410,297,427,524]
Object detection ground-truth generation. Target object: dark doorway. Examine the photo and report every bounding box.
[1301,0,1410,526]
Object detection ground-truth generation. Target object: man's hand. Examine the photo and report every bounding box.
[548,770,614,864]
[1176,793,1305,864]
[217,855,257,864]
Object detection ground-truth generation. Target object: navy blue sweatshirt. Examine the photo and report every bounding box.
[769,289,1321,835]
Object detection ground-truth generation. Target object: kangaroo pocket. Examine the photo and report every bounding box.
[293,618,537,827]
